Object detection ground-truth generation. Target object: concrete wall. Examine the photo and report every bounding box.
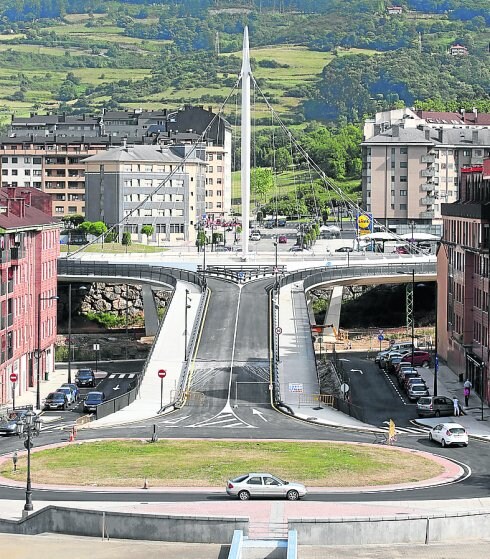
[0,506,248,544]
[290,511,490,545]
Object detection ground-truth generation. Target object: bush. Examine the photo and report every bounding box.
[85,311,126,329]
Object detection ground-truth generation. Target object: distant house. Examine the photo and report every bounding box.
[449,44,469,56]
[387,6,403,15]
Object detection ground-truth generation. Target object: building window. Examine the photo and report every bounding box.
[1,170,7,176]
[11,157,17,163]
[463,150,471,156]
[33,157,42,164]
[400,204,407,210]
[207,166,213,173]
[1,157,7,163]
[391,176,395,182]
[55,206,64,214]
[217,154,223,160]
[24,169,30,176]
[68,206,77,213]
[207,154,214,161]
[391,161,395,169]
[400,190,407,196]
[400,162,407,168]
[11,170,17,176]
[400,176,407,182]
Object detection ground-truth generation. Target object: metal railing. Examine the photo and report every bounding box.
[58,259,206,290]
[197,264,286,282]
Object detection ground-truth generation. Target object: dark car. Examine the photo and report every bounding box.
[278,235,287,244]
[44,391,68,411]
[75,368,96,388]
[83,391,106,413]
[417,396,454,417]
[0,408,35,436]
[335,246,353,253]
[277,219,287,227]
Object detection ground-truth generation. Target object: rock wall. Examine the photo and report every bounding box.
[79,283,171,319]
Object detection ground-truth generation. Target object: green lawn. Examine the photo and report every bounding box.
[60,243,165,254]
[2,440,443,487]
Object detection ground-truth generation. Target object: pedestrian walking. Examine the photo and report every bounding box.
[464,386,470,407]
[453,396,460,416]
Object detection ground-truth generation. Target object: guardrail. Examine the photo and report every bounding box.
[58,259,206,290]
[280,261,436,291]
[197,264,286,282]
[227,530,243,559]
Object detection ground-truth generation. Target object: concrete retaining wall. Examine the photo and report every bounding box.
[0,506,248,544]
[290,511,490,545]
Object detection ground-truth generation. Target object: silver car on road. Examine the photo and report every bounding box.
[226,473,307,501]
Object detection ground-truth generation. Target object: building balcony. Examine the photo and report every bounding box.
[421,197,436,205]
[421,155,435,163]
[421,168,435,177]
[420,183,434,192]
[419,211,435,219]
[471,156,484,165]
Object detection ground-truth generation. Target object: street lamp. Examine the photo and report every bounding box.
[67,284,87,384]
[16,410,42,513]
[184,289,191,361]
[36,294,59,410]
[273,241,278,290]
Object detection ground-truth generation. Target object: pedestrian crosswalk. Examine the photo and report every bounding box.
[108,373,136,379]
[378,424,431,436]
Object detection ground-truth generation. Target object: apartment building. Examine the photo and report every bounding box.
[362,108,490,229]
[1,106,232,222]
[438,160,490,404]
[0,187,59,405]
[84,144,206,245]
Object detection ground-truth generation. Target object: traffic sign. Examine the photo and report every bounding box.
[377,334,384,341]
[10,372,17,383]
[275,326,282,335]
[340,383,350,396]
[158,369,167,379]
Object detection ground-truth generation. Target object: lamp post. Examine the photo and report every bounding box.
[274,241,278,290]
[36,294,59,410]
[434,277,438,396]
[67,284,87,384]
[16,410,42,513]
[184,289,191,361]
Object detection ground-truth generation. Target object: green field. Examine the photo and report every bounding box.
[61,242,165,254]
[1,440,443,487]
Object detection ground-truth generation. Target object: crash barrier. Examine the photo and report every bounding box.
[289,511,490,545]
[0,506,248,544]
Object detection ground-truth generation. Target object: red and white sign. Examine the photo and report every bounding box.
[158,369,167,379]
[10,372,18,383]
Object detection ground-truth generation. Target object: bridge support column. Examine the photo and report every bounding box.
[141,284,160,336]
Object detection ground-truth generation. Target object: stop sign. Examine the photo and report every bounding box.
[10,372,18,383]
[158,369,167,379]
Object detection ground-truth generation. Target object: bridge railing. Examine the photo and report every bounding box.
[280,261,436,291]
[58,259,206,290]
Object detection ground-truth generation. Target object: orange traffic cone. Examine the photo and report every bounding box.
[69,428,74,443]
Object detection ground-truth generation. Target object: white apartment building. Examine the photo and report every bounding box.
[362,109,490,229]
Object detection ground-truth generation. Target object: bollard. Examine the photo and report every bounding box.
[143,478,149,489]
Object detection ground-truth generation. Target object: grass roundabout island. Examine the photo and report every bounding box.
[1,440,446,488]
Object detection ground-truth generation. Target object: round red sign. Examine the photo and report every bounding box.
[10,372,18,383]
[158,369,167,379]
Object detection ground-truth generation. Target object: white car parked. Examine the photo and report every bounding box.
[429,423,468,448]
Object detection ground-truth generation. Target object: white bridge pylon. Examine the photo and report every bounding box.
[240,26,251,260]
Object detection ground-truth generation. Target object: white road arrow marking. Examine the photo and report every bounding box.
[113,384,120,391]
[252,409,267,422]
[350,368,363,375]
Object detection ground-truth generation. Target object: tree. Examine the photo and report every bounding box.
[122,232,132,246]
[251,168,274,204]
[141,224,154,244]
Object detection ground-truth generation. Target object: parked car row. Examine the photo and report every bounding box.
[377,347,431,372]
[44,382,80,410]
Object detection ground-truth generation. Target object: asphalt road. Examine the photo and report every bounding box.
[1,278,490,504]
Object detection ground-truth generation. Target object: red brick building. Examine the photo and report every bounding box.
[439,162,490,403]
[0,187,59,405]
